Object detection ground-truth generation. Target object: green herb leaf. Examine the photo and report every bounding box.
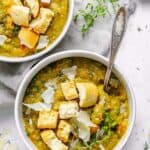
[74,0,119,33]
[100,111,118,140]
[144,142,150,150]
[12,24,21,36]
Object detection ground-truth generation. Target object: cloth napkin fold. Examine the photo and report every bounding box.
[0,0,136,104]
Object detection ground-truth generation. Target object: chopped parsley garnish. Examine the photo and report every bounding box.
[74,0,119,34]
[99,111,117,140]
[79,111,117,149]
[12,24,21,36]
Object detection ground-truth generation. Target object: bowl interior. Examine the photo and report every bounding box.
[15,50,135,150]
[0,0,74,63]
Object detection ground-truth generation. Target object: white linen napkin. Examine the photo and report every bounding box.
[0,0,136,104]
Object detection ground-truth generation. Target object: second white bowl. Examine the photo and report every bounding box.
[15,50,136,150]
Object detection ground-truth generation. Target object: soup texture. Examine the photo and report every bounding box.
[23,58,129,150]
[0,0,68,57]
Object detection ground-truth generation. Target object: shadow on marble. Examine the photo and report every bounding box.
[138,0,150,5]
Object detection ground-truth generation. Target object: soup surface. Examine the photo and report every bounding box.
[0,0,68,57]
[23,58,129,150]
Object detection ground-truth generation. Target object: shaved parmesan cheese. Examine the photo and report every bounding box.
[0,35,7,46]
[77,111,96,127]
[41,0,51,5]
[41,87,55,104]
[69,118,90,142]
[45,78,57,90]
[62,66,77,80]
[120,104,125,114]
[36,35,49,49]
[25,0,39,18]
[72,111,96,142]
[23,102,51,111]
[78,122,90,142]
[29,119,33,125]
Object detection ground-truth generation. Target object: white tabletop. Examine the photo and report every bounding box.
[0,0,150,149]
[116,0,150,149]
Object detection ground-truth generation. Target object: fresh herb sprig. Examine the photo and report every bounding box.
[74,0,119,34]
[79,111,117,149]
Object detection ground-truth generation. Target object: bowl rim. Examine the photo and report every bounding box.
[15,50,136,150]
[0,0,74,63]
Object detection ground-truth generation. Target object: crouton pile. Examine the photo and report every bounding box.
[36,79,99,150]
[9,0,54,49]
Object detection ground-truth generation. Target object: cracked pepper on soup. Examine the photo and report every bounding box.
[0,0,68,57]
[23,58,130,150]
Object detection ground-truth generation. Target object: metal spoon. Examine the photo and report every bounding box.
[104,7,127,91]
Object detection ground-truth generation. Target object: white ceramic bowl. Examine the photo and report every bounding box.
[0,1,74,63]
[15,50,136,150]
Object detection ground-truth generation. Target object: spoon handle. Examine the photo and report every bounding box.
[104,7,127,91]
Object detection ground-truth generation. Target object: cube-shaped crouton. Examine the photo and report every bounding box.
[61,81,78,100]
[30,8,54,34]
[57,120,72,143]
[9,6,30,26]
[41,130,68,150]
[59,101,79,119]
[41,130,56,142]
[25,0,39,18]
[76,82,98,108]
[18,27,39,49]
[37,110,58,129]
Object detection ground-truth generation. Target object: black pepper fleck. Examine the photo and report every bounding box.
[137,27,142,32]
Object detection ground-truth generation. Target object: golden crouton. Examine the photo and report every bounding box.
[76,82,98,108]
[18,27,39,49]
[41,130,68,150]
[30,8,54,34]
[37,110,58,129]
[25,0,39,18]
[61,81,78,100]
[59,101,79,119]
[9,6,30,26]
[41,130,56,142]
[57,120,72,143]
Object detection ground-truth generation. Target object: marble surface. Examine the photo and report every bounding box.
[114,0,150,149]
[0,0,150,149]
